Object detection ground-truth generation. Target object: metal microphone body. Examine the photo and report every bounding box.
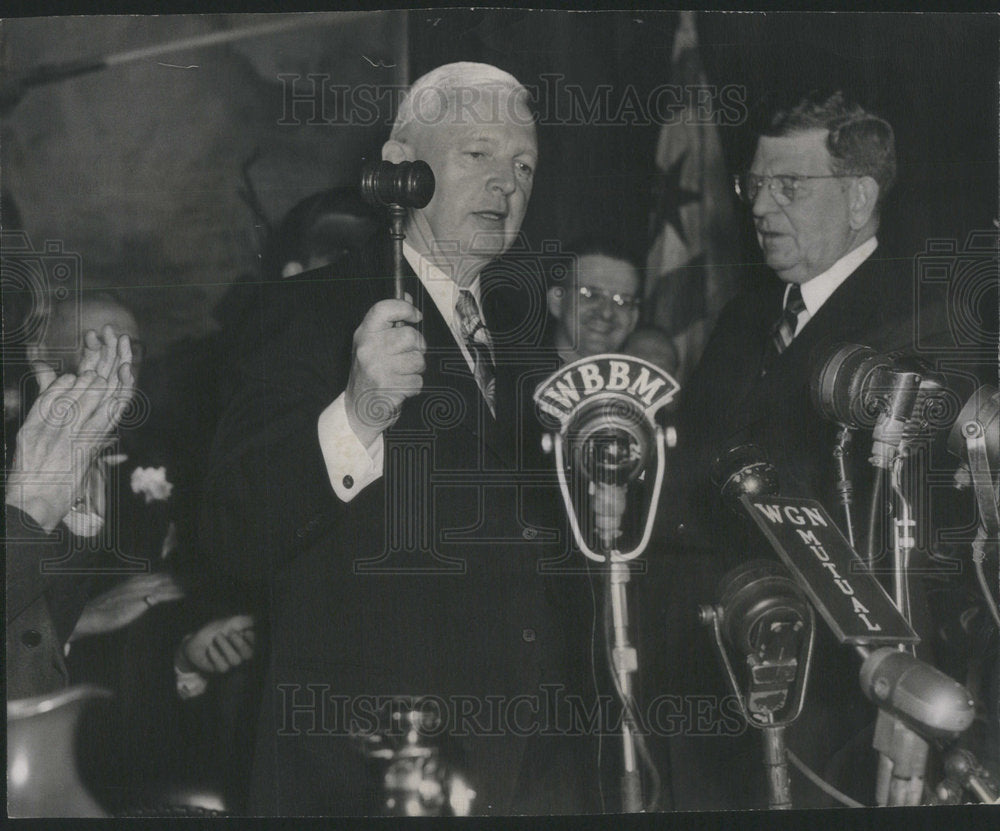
[859,647,976,739]
[860,647,977,807]
[870,362,923,468]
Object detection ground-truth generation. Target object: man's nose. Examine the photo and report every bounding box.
[751,181,778,218]
[489,162,516,196]
[595,297,617,319]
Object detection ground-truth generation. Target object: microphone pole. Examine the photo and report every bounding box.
[535,356,681,813]
[591,481,643,813]
[833,426,857,549]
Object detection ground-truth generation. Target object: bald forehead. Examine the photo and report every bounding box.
[396,84,536,139]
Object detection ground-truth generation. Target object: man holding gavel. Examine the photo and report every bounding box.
[203,63,598,815]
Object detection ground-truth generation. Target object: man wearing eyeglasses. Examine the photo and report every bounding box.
[545,237,642,364]
[653,90,959,808]
[674,90,910,555]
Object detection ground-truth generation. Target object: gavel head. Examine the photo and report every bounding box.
[360,160,436,210]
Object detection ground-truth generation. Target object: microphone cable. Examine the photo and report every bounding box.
[785,749,864,808]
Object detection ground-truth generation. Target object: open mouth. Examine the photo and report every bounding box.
[474,211,507,223]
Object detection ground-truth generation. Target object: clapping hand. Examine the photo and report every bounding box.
[6,327,135,532]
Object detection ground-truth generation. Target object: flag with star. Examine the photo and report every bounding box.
[645,11,739,384]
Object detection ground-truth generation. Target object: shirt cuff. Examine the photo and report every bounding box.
[61,507,104,538]
[317,393,384,503]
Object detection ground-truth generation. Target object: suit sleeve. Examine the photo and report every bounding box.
[5,505,66,624]
[200,293,361,584]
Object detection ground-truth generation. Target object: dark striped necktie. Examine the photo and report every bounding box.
[761,283,805,374]
[455,289,496,418]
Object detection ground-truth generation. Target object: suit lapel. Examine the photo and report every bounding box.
[738,256,887,428]
[390,264,517,470]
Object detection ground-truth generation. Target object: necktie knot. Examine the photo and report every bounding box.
[784,284,805,317]
[761,283,806,374]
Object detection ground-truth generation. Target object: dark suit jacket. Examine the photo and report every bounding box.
[6,506,73,700]
[202,236,597,815]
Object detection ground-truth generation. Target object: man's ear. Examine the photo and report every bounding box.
[848,176,880,229]
[382,139,415,164]
[547,286,565,320]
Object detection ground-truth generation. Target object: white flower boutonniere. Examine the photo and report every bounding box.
[131,466,174,504]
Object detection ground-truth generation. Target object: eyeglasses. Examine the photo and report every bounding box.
[733,173,856,206]
[577,285,640,310]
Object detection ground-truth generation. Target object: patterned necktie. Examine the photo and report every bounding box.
[761,283,806,374]
[455,289,497,418]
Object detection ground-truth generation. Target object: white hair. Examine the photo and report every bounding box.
[390,62,533,140]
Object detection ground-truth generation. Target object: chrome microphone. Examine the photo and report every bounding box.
[859,648,976,739]
[860,647,976,807]
[947,385,1000,488]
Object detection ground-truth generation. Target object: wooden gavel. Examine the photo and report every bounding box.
[360,160,435,300]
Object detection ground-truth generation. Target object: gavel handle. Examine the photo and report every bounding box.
[388,204,407,300]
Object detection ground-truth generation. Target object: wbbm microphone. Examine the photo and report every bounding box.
[947,384,1000,488]
[565,397,655,550]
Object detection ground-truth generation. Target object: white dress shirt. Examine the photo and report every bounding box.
[784,236,878,338]
[317,243,482,502]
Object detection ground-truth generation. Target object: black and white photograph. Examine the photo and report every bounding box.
[3,8,998,820]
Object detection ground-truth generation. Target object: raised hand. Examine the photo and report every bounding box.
[343,296,426,447]
[6,343,135,532]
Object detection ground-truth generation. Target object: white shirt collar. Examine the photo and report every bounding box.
[788,236,878,320]
[402,242,483,376]
[402,242,482,324]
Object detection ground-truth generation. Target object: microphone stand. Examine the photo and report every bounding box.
[833,426,857,549]
[889,452,916,631]
[873,710,929,806]
[760,724,793,810]
[592,485,644,813]
[550,427,669,812]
